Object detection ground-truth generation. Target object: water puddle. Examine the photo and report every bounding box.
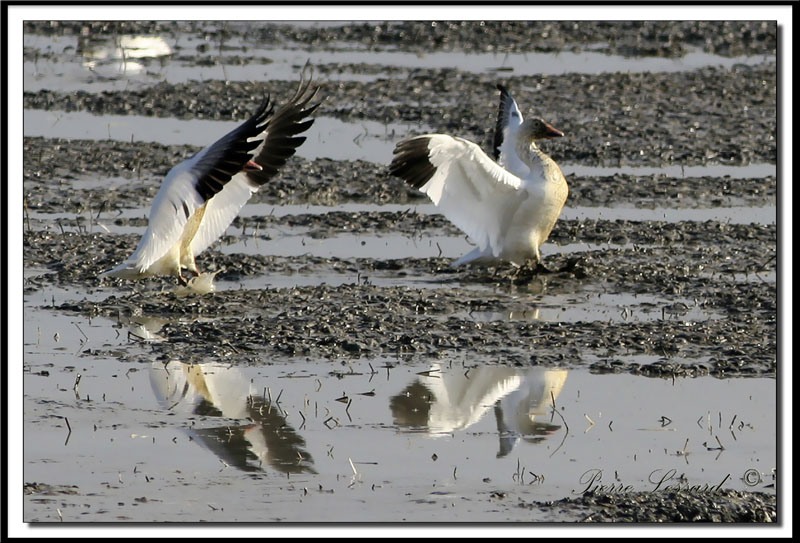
[220,230,470,260]
[213,230,638,262]
[289,44,773,76]
[29,197,777,236]
[24,108,778,179]
[23,309,777,522]
[563,163,777,179]
[236,202,777,225]
[563,205,776,225]
[24,29,774,94]
[23,109,427,163]
[65,175,133,191]
[214,270,456,293]
[462,292,721,324]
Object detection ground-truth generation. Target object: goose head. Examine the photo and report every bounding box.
[521,118,564,141]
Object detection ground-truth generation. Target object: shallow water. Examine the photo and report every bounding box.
[563,205,776,225]
[23,107,779,183]
[23,109,426,163]
[23,29,774,94]
[460,291,723,324]
[26,200,778,224]
[563,163,777,179]
[23,304,776,522]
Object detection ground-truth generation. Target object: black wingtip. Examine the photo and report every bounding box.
[251,92,275,130]
[493,84,520,161]
[245,71,321,186]
[389,137,436,191]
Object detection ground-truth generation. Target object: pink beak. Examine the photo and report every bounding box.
[543,121,564,139]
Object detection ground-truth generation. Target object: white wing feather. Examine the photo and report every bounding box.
[102,76,319,281]
[188,172,260,257]
[107,157,206,275]
[418,135,524,256]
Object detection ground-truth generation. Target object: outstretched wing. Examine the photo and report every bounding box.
[492,84,529,178]
[107,96,275,276]
[245,76,321,186]
[187,76,321,257]
[104,75,321,277]
[390,134,524,255]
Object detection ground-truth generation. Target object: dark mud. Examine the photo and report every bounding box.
[24,224,776,378]
[23,138,777,213]
[22,19,779,524]
[525,489,777,523]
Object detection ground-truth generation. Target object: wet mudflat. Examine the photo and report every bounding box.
[20,19,778,526]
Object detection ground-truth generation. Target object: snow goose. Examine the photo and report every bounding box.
[101,75,320,284]
[389,84,568,268]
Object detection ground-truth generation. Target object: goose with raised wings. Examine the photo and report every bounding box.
[389,84,567,268]
[102,75,320,284]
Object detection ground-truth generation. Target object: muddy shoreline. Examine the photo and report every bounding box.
[23,138,777,213]
[526,488,777,522]
[24,64,778,167]
[24,20,777,58]
[22,19,779,524]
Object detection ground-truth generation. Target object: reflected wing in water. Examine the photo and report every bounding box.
[150,360,315,474]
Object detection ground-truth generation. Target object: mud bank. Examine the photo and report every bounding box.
[24,20,777,58]
[525,489,776,522]
[25,64,777,167]
[23,138,777,213]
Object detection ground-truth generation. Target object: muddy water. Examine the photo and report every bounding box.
[24,308,776,522]
[23,109,425,163]
[19,19,778,525]
[23,31,773,93]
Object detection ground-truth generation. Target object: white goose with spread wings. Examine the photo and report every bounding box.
[389,84,568,267]
[101,76,320,283]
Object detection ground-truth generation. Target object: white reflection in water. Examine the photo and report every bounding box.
[390,365,569,458]
[79,35,173,77]
[150,360,315,475]
[112,314,217,342]
[23,299,776,514]
[148,358,569,471]
[124,315,170,342]
[27,35,173,87]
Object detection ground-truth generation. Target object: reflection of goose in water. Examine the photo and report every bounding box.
[494,368,568,458]
[78,35,173,77]
[150,360,315,475]
[389,364,567,457]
